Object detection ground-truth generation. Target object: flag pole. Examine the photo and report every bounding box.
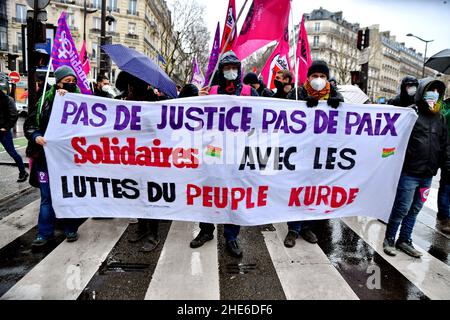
[204,0,251,87]
[39,57,53,110]
[290,0,298,100]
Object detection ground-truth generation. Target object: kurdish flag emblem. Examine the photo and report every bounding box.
[206,145,222,158]
[382,147,396,158]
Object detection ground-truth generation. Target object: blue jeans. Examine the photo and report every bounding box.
[224,224,240,241]
[437,181,450,220]
[385,174,432,243]
[287,221,310,234]
[36,164,79,239]
[0,130,26,174]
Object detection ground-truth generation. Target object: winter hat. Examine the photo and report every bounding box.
[243,72,259,85]
[54,65,77,83]
[178,83,199,98]
[307,60,330,79]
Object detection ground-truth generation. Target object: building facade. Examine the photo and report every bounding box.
[1,0,180,84]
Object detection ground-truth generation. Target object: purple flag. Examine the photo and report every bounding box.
[190,57,205,89]
[51,12,92,94]
[205,22,221,86]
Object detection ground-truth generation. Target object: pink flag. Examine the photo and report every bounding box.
[220,0,236,53]
[190,57,205,89]
[51,12,91,94]
[233,0,290,61]
[260,27,291,91]
[80,40,91,76]
[296,15,312,85]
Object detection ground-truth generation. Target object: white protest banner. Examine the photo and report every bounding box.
[44,94,418,225]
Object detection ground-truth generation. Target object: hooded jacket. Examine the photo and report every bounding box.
[213,51,258,96]
[388,76,419,107]
[24,84,81,160]
[401,78,449,178]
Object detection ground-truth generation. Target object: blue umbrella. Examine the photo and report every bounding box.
[101,44,178,98]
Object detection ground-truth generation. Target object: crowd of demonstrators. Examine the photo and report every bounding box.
[243,72,273,97]
[24,65,83,248]
[383,78,449,258]
[388,76,419,107]
[21,51,450,260]
[0,89,29,182]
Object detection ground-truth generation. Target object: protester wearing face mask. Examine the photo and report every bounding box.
[388,76,419,107]
[196,51,257,258]
[287,60,344,109]
[24,65,83,249]
[94,75,114,99]
[383,78,449,258]
[272,70,294,99]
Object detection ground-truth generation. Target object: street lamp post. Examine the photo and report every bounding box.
[407,33,433,78]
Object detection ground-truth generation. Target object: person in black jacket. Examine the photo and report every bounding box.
[272,70,294,99]
[243,72,273,97]
[283,60,344,248]
[0,90,28,182]
[388,76,419,107]
[24,65,82,248]
[384,78,448,258]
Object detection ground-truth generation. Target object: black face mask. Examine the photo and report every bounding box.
[274,79,284,90]
[62,83,77,92]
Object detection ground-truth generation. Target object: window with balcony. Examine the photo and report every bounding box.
[92,0,101,9]
[67,13,75,28]
[17,32,22,52]
[93,17,101,30]
[128,22,136,34]
[15,4,27,23]
[108,21,116,33]
[109,0,118,12]
[128,0,137,15]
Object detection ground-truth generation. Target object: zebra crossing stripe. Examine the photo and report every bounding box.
[342,216,450,300]
[263,223,359,300]
[144,221,220,300]
[0,200,39,250]
[1,218,128,300]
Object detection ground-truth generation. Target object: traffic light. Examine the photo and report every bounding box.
[33,49,50,68]
[357,30,363,50]
[36,22,47,43]
[7,54,19,71]
[350,71,360,85]
[363,29,370,48]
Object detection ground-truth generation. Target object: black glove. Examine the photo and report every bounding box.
[327,97,341,109]
[305,96,319,108]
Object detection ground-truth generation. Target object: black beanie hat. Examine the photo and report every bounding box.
[307,60,330,79]
[243,72,259,85]
[178,83,199,98]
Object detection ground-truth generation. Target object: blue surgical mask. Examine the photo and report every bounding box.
[424,90,440,112]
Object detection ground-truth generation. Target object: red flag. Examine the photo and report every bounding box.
[80,40,91,76]
[296,15,312,85]
[233,0,290,60]
[260,26,291,90]
[220,0,236,53]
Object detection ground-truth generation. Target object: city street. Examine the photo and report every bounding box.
[0,120,449,300]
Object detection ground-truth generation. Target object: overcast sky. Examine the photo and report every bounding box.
[193,0,449,58]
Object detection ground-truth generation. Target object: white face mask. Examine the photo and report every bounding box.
[406,86,417,96]
[102,84,111,92]
[310,78,326,91]
[223,69,238,81]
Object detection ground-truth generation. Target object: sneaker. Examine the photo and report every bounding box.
[190,232,214,248]
[383,238,397,256]
[17,171,29,183]
[300,229,318,244]
[436,219,450,235]
[141,234,160,252]
[66,232,79,242]
[31,235,54,248]
[284,230,298,248]
[226,240,243,258]
[396,240,423,258]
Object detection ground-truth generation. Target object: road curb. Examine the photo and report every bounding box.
[0,185,34,205]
